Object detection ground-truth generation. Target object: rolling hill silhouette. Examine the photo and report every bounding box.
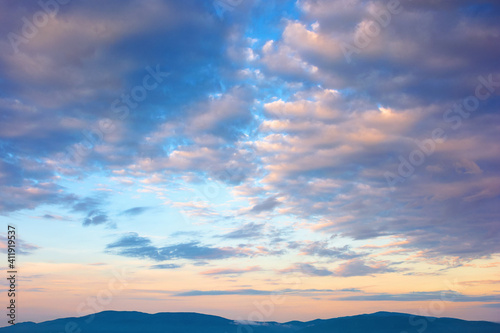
[1,311,498,333]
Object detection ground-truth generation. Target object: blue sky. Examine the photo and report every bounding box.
[1,0,500,324]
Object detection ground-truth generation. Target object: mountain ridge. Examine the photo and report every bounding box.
[1,310,499,333]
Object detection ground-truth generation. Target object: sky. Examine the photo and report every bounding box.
[1,0,500,325]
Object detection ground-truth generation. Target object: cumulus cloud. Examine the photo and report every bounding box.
[0,0,240,214]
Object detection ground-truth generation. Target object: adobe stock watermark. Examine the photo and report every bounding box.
[341,0,404,64]
[174,141,256,225]
[175,162,250,225]
[385,74,500,188]
[213,0,243,20]
[7,0,71,54]
[56,266,130,333]
[64,65,169,164]
[235,291,287,333]
[235,274,304,333]
[401,279,463,333]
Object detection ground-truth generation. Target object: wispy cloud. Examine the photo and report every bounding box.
[150,264,183,270]
[201,266,262,275]
[120,206,152,216]
[279,263,332,276]
[174,288,357,297]
[106,233,257,261]
[220,223,265,239]
[339,291,500,303]
[83,210,109,226]
[334,259,397,277]
[0,235,40,255]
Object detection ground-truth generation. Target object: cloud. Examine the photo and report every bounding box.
[150,264,182,269]
[106,233,255,262]
[120,206,151,216]
[298,241,361,260]
[482,303,500,308]
[333,259,396,277]
[106,232,152,248]
[221,223,265,239]
[279,260,396,277]
[0,180,71,214]
[184,86,255,142]
[0,0,239,215]
[459,280,500,287]
[83,210,109,226]
[247,81,500,259]
[170,230,203,237]
[40,214,70,221]
[339,291,500,303]
[250,196,281,213]
[0,235,39,255]
[174,288,361,297]
[174,289,277,297]
[240,0,500,262]
[201,266,262,275]
[279,263,333,276]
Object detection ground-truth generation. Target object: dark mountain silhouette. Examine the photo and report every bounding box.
[1,310,499,333]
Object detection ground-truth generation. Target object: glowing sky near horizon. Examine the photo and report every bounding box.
[0,0,500,324]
